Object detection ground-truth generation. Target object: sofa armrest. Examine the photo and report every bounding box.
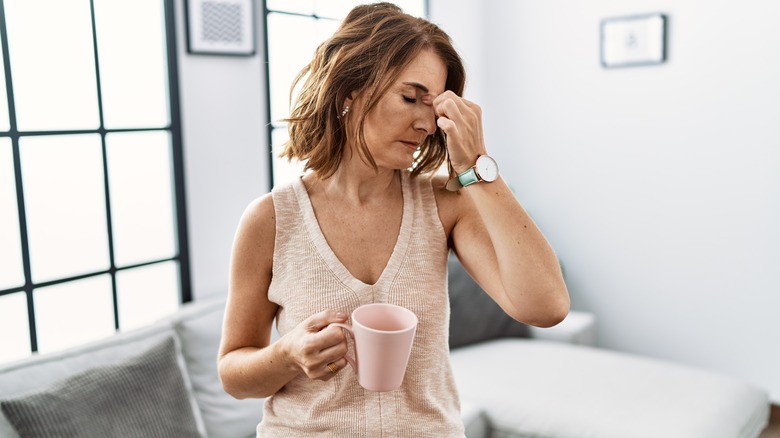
[527,310,596,346]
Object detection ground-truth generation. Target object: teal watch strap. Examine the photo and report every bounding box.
[457,168,479,187]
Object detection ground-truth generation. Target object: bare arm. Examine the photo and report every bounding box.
[448,178,569,327]
[433,92,570,327]
[218,194,349,399]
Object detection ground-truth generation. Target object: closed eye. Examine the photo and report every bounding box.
[403,96,417,104]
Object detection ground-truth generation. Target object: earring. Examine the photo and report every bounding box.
[341,106,350,117]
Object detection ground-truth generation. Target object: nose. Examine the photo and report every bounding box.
[413,105,437,136]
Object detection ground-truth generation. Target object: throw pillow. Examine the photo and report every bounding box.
[448,252,530,349]
[1,336,202,438]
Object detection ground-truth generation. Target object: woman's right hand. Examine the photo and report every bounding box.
[281,310,351,381]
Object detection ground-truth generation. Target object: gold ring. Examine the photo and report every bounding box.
[326,362,338,374]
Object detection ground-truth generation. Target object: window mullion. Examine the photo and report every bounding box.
[261,0,275,190]
[0,0,37,354]
[88,0,120,330]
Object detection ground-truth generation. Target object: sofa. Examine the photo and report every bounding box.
[0,258,770,437]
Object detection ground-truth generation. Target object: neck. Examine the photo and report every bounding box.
[308,157,401,207]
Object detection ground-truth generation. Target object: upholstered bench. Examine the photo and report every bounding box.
[450,339,769,438]
[445,253,769,438]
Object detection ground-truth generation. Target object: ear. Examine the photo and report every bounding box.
[343,92,356,111]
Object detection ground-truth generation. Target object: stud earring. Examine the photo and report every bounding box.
[341,106,350,117]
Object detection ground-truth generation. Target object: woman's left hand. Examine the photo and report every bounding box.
[432,91,486,172]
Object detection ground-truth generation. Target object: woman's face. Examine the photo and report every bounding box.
[352,49,447,170]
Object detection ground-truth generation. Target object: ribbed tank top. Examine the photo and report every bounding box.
[258,170,464,437]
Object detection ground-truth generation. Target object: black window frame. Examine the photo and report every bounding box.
[0,0,191,357]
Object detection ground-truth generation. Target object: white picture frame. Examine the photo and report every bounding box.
[601,13,667,68]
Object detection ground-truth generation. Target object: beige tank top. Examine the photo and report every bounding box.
[258,170,464,437]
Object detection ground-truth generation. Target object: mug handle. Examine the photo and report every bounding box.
[328,323,357,372]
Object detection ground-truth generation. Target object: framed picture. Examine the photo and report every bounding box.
[601,13,667,68]
[185,0,256,56]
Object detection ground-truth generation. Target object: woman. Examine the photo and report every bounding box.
[219,3,569,436]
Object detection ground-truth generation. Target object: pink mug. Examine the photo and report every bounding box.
[330,303,418,392]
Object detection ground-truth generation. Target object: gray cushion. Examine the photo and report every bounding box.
[0,323,192,437]
[448,253,529,349]
[1,336,202,438]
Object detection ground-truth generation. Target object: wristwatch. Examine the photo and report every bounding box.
[446,155,499,191]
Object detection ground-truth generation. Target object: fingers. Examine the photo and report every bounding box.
[437,116,457,134]
[319,336,349,359]
[434,94,464,122]
[432,91,482,139]
[321,357,349,381]
[432,91,485,168]
[304,309,348,332]
[302,333,349,381]
[433,91,480,119]
[287,309,351,381]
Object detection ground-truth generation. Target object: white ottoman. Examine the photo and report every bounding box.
[451,339,769,438]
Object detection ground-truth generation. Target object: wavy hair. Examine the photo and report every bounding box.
[281,2,466,178]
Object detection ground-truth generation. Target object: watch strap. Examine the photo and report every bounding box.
[457,168,479,187]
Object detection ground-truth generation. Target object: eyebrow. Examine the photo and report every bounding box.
[402,81,430,93]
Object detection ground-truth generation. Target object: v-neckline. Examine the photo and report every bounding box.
[293,171,413,292]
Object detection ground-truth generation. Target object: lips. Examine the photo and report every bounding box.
[400,140,420,151]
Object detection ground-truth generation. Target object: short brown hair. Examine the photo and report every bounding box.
[281,2,466,178]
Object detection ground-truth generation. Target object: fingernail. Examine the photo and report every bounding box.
[336,312,347,319]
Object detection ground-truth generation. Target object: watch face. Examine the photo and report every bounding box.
[475,155,499,182]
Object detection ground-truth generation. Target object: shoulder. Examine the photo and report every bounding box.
[235,193,276,250]
[228,193,277,292]
[242,192,275,225]
[239,179,301,230]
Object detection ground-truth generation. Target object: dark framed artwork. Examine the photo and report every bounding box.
[601,13,667,68]
[185,0,256,56]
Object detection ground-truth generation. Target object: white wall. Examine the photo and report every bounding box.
[174,0,268,300]
[427,0,485,104]
[432,0,780,401]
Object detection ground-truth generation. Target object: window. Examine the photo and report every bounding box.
[0,0,189,363]
[263,0,428,188]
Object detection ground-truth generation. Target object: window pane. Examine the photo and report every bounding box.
[21,135,109,283]
[5,0,100,131]
[314,0,364,20]
[107,131,176,267]
[0,293,31,363]
[94,0,170,129]
[266,0,314,15]
[267,13,318,123]
[34,275,115,354]
[268,0,419,20]
[267,15,340,124]
[0,30,9,132]
[272,126,304,189]
[390,0,425,17]
[116,261,179,332]
[315,17,341,42]
[310,1,424,20]
[0,139,24,290]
